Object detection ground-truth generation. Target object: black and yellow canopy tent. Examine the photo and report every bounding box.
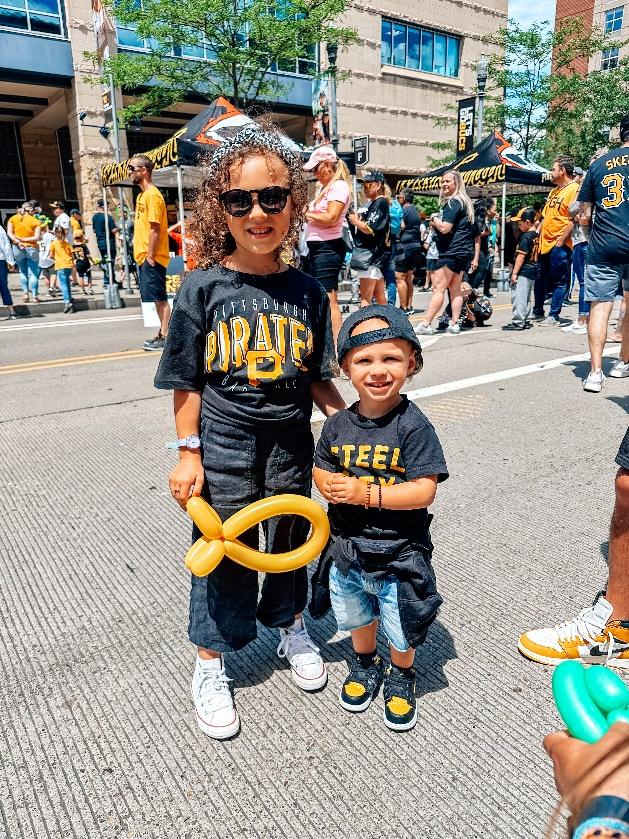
[397,130,552,274]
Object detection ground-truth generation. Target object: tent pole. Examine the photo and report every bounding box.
[102,185,114,286]
[500,182,506,271]
[117,186,132,293]
[176,164,187,267]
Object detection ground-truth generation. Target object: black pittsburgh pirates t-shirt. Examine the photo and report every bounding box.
[515,230,539,280]
[315,397,448,549]
[154,265,335,428]
[579,148,629,265]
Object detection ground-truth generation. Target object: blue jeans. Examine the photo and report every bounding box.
[329,563,409,652]
[13,246,40,297]
[57,268,72,303]
[572,242,590,317]
[0,260,12,306]
[385,238,397,305]
[537,246,571,320]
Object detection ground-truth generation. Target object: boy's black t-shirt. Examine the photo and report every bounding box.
[154,265,335,428]
[578,148,629,264]
[315,397,448,550]
[436,199,474,259]
[515,230,539,279]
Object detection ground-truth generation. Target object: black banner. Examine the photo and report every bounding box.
[456,97,476,158]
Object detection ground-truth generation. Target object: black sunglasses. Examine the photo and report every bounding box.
[219,186,291,217]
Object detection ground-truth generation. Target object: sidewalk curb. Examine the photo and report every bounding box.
[1,293,142,318]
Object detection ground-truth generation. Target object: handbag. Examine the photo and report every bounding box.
[350,246,372,271]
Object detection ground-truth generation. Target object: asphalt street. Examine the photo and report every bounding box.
[0,292,627,839]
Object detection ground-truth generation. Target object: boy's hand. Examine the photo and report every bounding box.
[328,474,367,506]
[169,455,204,511]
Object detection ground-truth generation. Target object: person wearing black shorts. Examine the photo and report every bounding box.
[304,146,352,343]
[415,171,475,336]
[394,189,422,314]
[130,154,171,352]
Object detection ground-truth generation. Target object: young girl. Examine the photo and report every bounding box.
[36,215,58,297]
[48,225,75,314]
[155,124,345,740]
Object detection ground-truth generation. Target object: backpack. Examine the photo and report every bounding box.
[470,295,493,323]
[389,200,403,236]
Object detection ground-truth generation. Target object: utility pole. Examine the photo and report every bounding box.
[326,43,339,152]
[475,54,489,145]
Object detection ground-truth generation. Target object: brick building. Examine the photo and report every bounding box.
[0,0,507,226]
[555,0,627,74]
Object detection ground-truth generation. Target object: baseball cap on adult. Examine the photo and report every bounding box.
[96,198,104,208]
[620,114,629,141]
[303,145,337,171]
[50,200,65,209]
[510,207,536,223]
[362,171,385,183]
[574,166,584,177]
[336,304,423,365]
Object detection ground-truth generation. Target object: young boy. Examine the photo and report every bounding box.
[502,208,539,332]
[310,305,448,732]
[72,232,95,295]
[36,215,58,297]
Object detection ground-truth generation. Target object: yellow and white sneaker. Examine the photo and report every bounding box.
[518,596,629,669]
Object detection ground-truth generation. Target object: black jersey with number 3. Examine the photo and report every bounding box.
[578,147,629,265]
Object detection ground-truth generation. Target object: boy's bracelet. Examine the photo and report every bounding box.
[364,483,371,509]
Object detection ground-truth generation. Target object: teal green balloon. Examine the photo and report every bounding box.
[584,666,629,712]
[552,661,609,743]
[608,709,629,726]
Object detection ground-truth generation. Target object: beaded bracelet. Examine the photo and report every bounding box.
[364,483,371,509]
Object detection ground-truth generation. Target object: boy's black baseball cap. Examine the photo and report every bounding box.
[510,207,536,223]
[337,304,423,364]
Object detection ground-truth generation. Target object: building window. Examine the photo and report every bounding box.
[604,6,623,33]
[601,47,620,69]
[56,126,78,203]
[0,0,64,36]
[381,18,460,77]
[0,123,26,203]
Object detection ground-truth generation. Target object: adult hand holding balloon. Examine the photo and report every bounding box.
[552,660,629,743]
[184,494,330,577]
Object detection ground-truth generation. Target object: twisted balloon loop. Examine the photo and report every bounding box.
[184,494,330,577]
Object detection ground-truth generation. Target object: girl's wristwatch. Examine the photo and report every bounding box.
[166,435,201,450]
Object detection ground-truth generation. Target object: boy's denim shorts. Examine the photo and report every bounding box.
[329,563,409,652]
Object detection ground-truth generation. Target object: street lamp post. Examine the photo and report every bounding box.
[476,54,489,145]
[326,43,339,152]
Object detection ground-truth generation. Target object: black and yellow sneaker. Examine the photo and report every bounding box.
[383,665,417,732]
[339,653,384,712]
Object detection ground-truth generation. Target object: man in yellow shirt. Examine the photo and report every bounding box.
[130,155,170,351]
[535,156,580,326]
[7,201,42,303]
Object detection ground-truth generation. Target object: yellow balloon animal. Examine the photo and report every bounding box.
[184,494,330,577]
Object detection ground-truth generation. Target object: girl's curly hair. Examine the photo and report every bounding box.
[190,122,308,269]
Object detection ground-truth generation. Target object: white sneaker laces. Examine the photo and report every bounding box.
[196,668,232,712]
[555,608,605,645]
[277,627,320,664]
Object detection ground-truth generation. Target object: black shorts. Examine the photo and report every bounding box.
[307,239,346,292]
[139,260,167,302]
[617,427,629,471]
[395,242,422,273]
[434,255,470,274]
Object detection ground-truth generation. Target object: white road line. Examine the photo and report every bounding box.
[310,345,621,423]
[0,314,143,332]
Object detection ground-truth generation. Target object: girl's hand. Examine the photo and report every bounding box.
[169,455,204,510]
[348,212,359,226]
[329,474,367,506]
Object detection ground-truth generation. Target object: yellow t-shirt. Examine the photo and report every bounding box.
[49,239,74,270]
[70,217,83,235]
[9,213,40,240]
[133,185,170,267]
[539,181,580,254]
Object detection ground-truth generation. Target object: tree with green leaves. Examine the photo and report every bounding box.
[482,18,629,165]
[98,0,356,121]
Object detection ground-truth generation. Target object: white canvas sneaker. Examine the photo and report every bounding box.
[583,369,605,393]
[561,320,588,334]
[610,358,629,378]
[191,655,240,740]
[277,620,327,691]
[414,323,433,336]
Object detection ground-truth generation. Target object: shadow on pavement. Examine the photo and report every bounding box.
[607,395,629,414]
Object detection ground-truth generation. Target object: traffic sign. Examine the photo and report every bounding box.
[353,135,369,167]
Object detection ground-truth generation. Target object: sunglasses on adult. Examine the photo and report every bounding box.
[219,186,291,217]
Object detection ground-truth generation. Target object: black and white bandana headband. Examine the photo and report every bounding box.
[207,124,299,179]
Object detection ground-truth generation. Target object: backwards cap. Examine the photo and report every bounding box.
[336,304,423,364]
